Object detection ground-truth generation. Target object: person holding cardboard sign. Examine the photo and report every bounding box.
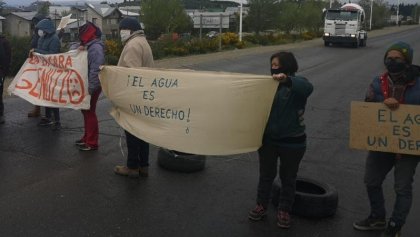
[353,42,420,237]
[248,52,313,229]
[113,18,154,178]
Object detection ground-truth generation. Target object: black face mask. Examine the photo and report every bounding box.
[271,68,286,75]
[385,58,407,74]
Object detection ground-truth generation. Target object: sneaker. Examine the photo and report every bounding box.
[114,165,140,178]
[51,122,61,131]
[75,139,85,146]
[248,204,266,221]
[139,167,149,177]
[382,221,401,237]
[277,210,291,229]
[78,144,98,151]
[38,118,54,127]
[353,216,386,231]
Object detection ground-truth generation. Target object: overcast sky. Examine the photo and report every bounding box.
[3,0,419,7]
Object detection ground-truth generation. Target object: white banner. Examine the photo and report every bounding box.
[8,50,90,110]
[100,66,278,155]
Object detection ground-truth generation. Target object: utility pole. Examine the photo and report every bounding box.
[239,1,242,41]
[396,0,400,25]
[369,0,373,30]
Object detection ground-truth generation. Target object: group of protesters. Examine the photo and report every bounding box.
[0,13,418,237]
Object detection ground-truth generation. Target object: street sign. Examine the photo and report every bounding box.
[193,13,230,29]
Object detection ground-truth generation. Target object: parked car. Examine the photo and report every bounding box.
[206,31,219,38]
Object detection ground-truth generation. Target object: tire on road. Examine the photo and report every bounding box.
[157,148,206,173]
[271,177,338,218]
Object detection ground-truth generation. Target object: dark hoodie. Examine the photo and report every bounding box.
[31,14,48,49]
[34,19,60,55]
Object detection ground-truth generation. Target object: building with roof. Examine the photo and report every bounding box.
[4,11,37,37]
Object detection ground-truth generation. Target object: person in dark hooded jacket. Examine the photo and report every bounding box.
[27,14,48,118]
[72,21,105,151]
[0,34,11,124]
[29,18,62,130]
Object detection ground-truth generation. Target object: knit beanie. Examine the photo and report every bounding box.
[384,41,413,65]
[119,18,142,31]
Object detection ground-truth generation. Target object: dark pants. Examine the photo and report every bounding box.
[81,89,101,148]
[125,130,149,169]
[257,143,305,212]
[364,151,419,227]
[45,107,60,122]
[0,75,4,116]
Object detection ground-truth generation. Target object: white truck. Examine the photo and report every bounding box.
[323,3,367,48]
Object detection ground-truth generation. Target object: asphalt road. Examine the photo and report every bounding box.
[1,26,420,237]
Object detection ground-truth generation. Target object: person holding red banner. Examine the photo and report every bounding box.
[353,42,420,237]
[113,18,154,178]
[29,18,61,130]
[73,22,105,151]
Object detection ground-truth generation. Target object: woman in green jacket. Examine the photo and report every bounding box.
[248,52,313,229]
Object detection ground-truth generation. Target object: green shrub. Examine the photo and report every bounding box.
[9,36,32,76]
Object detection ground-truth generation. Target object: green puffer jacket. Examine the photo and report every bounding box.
[263,76,313,148]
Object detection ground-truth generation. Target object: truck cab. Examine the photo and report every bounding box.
[323,3,367,48]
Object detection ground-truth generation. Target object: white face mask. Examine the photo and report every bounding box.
[120,30,131,42]
[38,29,45,37]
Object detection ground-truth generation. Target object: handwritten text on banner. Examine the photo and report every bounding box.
[99,66,278,155]
[350,101,420,155]
[8,51,90,110]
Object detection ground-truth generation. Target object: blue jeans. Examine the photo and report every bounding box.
[125,130,149,169]
[256,143,305,211]
[364,151,419,227]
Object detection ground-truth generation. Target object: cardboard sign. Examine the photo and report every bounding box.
[8,51,90,110]
[350,101,420,155]
[99,66,278,155]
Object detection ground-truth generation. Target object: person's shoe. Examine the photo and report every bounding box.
[382,221,402,237]
[277,210,291,229]
[51,122,61,131]
[114,165,140,178]
[38,118,54,127]
[28,106,41,117]
[248,204,266,221]
[353,216,386,231]
[78,144,98,151]
[0,115,4,124]
[75,139,85,146]
[139,167,149,177]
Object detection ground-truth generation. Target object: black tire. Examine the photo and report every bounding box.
[157,148,206,173]
[271,177,338,218]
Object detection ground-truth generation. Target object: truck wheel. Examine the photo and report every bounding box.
[271,177,338,218]
[157,148,206,173]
